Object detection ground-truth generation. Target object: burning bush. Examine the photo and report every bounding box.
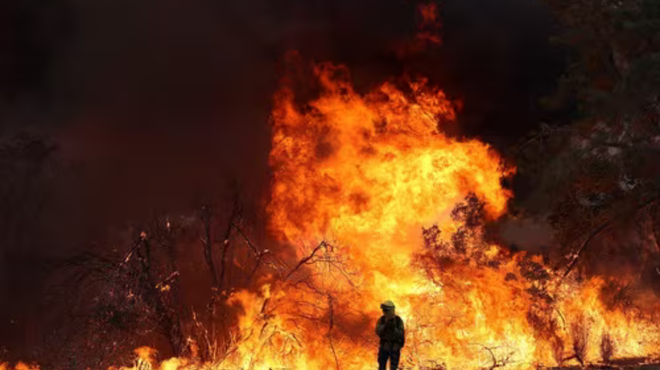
[600,333,615,364]
[570,318,590,367]
[551,336,565,367]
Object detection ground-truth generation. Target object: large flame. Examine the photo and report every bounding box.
[246,62,513,369]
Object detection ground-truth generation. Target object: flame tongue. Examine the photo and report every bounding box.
[268,63,510,246]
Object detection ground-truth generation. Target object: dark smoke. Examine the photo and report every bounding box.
[0,0,564,359]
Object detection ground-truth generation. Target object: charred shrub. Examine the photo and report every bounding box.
[525,309,565,366]
[599,280,634,310]
[450,193,485,229]
[421,194,492,265]
[600,333,614,364]
[571,319,590,366]
[552,336,565,367]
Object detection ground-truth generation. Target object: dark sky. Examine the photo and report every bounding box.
[0,0,564,358]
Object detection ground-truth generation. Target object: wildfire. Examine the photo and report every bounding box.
[3,10,660,370]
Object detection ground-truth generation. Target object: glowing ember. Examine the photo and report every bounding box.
[416,3,442,46]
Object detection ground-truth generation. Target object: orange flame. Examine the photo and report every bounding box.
[416,3,442,46]
[394,2,442,57]
[268,63,508,243]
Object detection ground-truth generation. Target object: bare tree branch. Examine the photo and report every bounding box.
[561,195,658,279]
[469,344,514,370]
[285,241,328,281]
[218,197,240,293]
[231,222,287,282]
[200,205,219,288]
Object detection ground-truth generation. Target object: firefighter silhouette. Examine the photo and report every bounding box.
[375,300,405,370]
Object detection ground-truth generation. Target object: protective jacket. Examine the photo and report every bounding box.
[375,315,405,350]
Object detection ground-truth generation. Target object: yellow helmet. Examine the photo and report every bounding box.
[380,300,395,309]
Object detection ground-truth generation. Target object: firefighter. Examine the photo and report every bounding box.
[375,300,405,370]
